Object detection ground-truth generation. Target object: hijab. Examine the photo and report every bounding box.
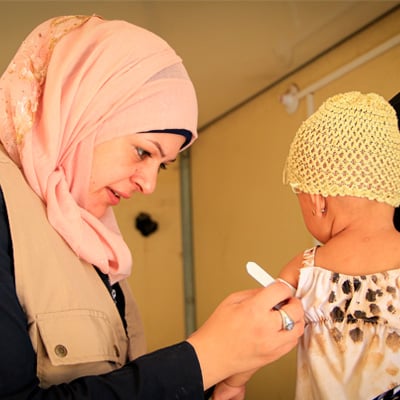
[0,15,198,283]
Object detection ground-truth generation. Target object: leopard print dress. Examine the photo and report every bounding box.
[295,247,400,400]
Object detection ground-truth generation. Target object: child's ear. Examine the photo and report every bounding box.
[310,193,327,216]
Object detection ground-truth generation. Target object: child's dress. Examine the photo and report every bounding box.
[295,246,400,400]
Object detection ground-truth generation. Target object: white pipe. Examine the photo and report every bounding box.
[297,33,400,100]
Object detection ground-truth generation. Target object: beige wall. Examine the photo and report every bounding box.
[191,9,400,399]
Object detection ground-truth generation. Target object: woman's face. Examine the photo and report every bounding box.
[86,132,185,218]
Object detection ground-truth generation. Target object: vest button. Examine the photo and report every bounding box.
[54,344,68,358]
[114,345,120,358]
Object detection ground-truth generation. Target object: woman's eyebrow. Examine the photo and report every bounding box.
[149,139,178,162]
[149,140,166,158]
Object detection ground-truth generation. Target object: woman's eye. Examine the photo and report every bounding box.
[136,147,150,159]
[136,146,167,171]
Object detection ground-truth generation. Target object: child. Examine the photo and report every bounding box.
[280,91,400,400]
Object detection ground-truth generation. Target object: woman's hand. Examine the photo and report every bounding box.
[187,281,304,389]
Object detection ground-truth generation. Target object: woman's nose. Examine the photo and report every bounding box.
[132,166,158,194]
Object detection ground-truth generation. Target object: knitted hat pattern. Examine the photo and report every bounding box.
[283,91,400,207]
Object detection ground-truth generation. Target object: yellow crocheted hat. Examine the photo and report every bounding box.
[283,91,400,207]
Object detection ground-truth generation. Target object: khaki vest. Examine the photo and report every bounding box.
[0,148,146,388]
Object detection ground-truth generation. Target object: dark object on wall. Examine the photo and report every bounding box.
[389,92,400,232]
[135,212,158,236]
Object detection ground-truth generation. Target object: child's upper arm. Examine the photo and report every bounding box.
[278,252,304,289]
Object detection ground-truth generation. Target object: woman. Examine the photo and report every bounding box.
[0,15,303,399]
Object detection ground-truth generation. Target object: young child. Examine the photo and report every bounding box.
[280,91,400,400]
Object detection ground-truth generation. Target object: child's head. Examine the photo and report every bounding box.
[283,91,400,207]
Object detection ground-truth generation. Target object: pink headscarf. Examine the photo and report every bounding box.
[0,15,198,283]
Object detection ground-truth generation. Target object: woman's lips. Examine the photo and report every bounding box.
[107,187,121,206]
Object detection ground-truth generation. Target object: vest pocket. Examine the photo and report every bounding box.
[36,309,123,368]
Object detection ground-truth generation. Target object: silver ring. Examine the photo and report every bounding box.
[278,308,295,331]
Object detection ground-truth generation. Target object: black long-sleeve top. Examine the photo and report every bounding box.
[0,188,207,399]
